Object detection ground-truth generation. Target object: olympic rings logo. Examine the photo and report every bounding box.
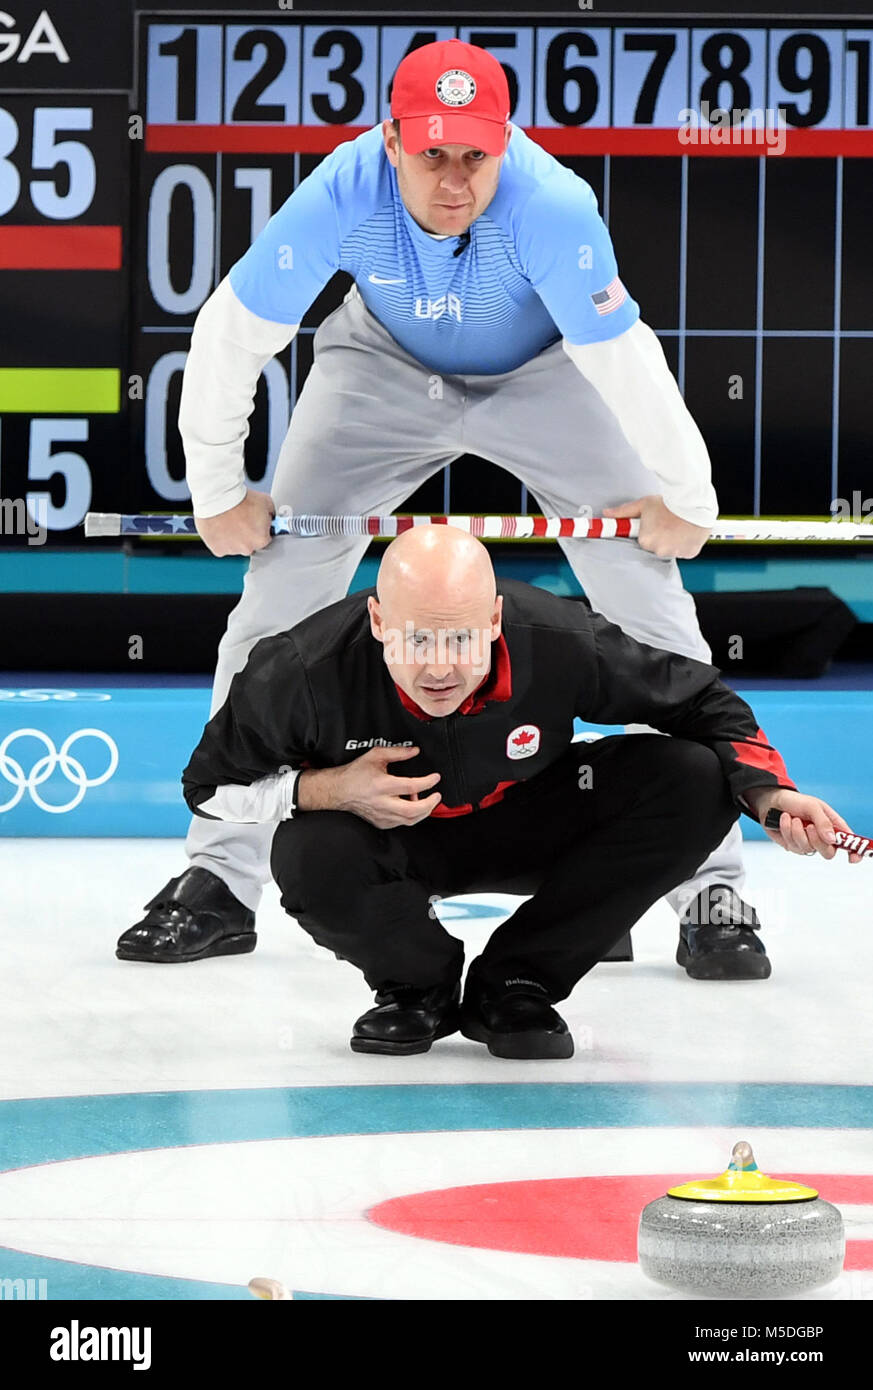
[0,728,119,814]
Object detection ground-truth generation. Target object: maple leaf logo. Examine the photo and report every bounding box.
[507,724,540,759]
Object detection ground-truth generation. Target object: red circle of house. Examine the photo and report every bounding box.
[368,1174,873,1269]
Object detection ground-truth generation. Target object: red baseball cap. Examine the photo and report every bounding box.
[390,39,510,156]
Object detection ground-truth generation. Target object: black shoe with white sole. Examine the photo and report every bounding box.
[460,968,574,1060]
[678,884,771,980]
[350,980,462,1055]
[116,867,256,963]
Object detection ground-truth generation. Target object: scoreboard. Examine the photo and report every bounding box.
[1,2,873,548]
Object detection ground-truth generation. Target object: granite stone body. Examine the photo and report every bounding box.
[638,1195,845,1298]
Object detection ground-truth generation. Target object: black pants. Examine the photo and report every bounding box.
[271,736,739,1003]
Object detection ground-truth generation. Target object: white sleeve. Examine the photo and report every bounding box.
[562,319,719,528]
[179,276,299,519]
[196,769,300,823]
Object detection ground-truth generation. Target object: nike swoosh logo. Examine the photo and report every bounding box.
[368,274,406,285]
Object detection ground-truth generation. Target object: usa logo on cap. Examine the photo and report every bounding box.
[506,724,541,760]
[436,69,476,107]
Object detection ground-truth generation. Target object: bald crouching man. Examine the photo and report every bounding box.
[181,527,854,1060]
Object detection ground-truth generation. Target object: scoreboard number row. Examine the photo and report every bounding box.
[145,24,873,131]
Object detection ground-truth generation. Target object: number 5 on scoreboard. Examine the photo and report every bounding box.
[26,420,92,531]
[0,419,92,534]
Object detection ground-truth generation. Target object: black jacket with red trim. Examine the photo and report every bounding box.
[182,578,795,820]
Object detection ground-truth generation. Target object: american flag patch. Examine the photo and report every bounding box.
[591,276,627,316]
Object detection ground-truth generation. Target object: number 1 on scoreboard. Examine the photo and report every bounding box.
[846,32,872,127]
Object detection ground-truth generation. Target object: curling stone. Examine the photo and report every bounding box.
[638,1141,844,1298]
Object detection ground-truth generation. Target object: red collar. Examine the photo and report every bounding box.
[394,634,512,722]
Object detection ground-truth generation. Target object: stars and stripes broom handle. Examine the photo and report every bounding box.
[84,511,873,542]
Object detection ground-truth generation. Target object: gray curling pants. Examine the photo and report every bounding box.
[186,284,747,916]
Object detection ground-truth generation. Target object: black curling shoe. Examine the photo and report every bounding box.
[116,867,256,963]
[351,980,461,1055]
[677,884,771,980]
[460,969,574,1060]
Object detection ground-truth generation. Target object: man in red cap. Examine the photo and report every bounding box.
[119,39,766,986]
